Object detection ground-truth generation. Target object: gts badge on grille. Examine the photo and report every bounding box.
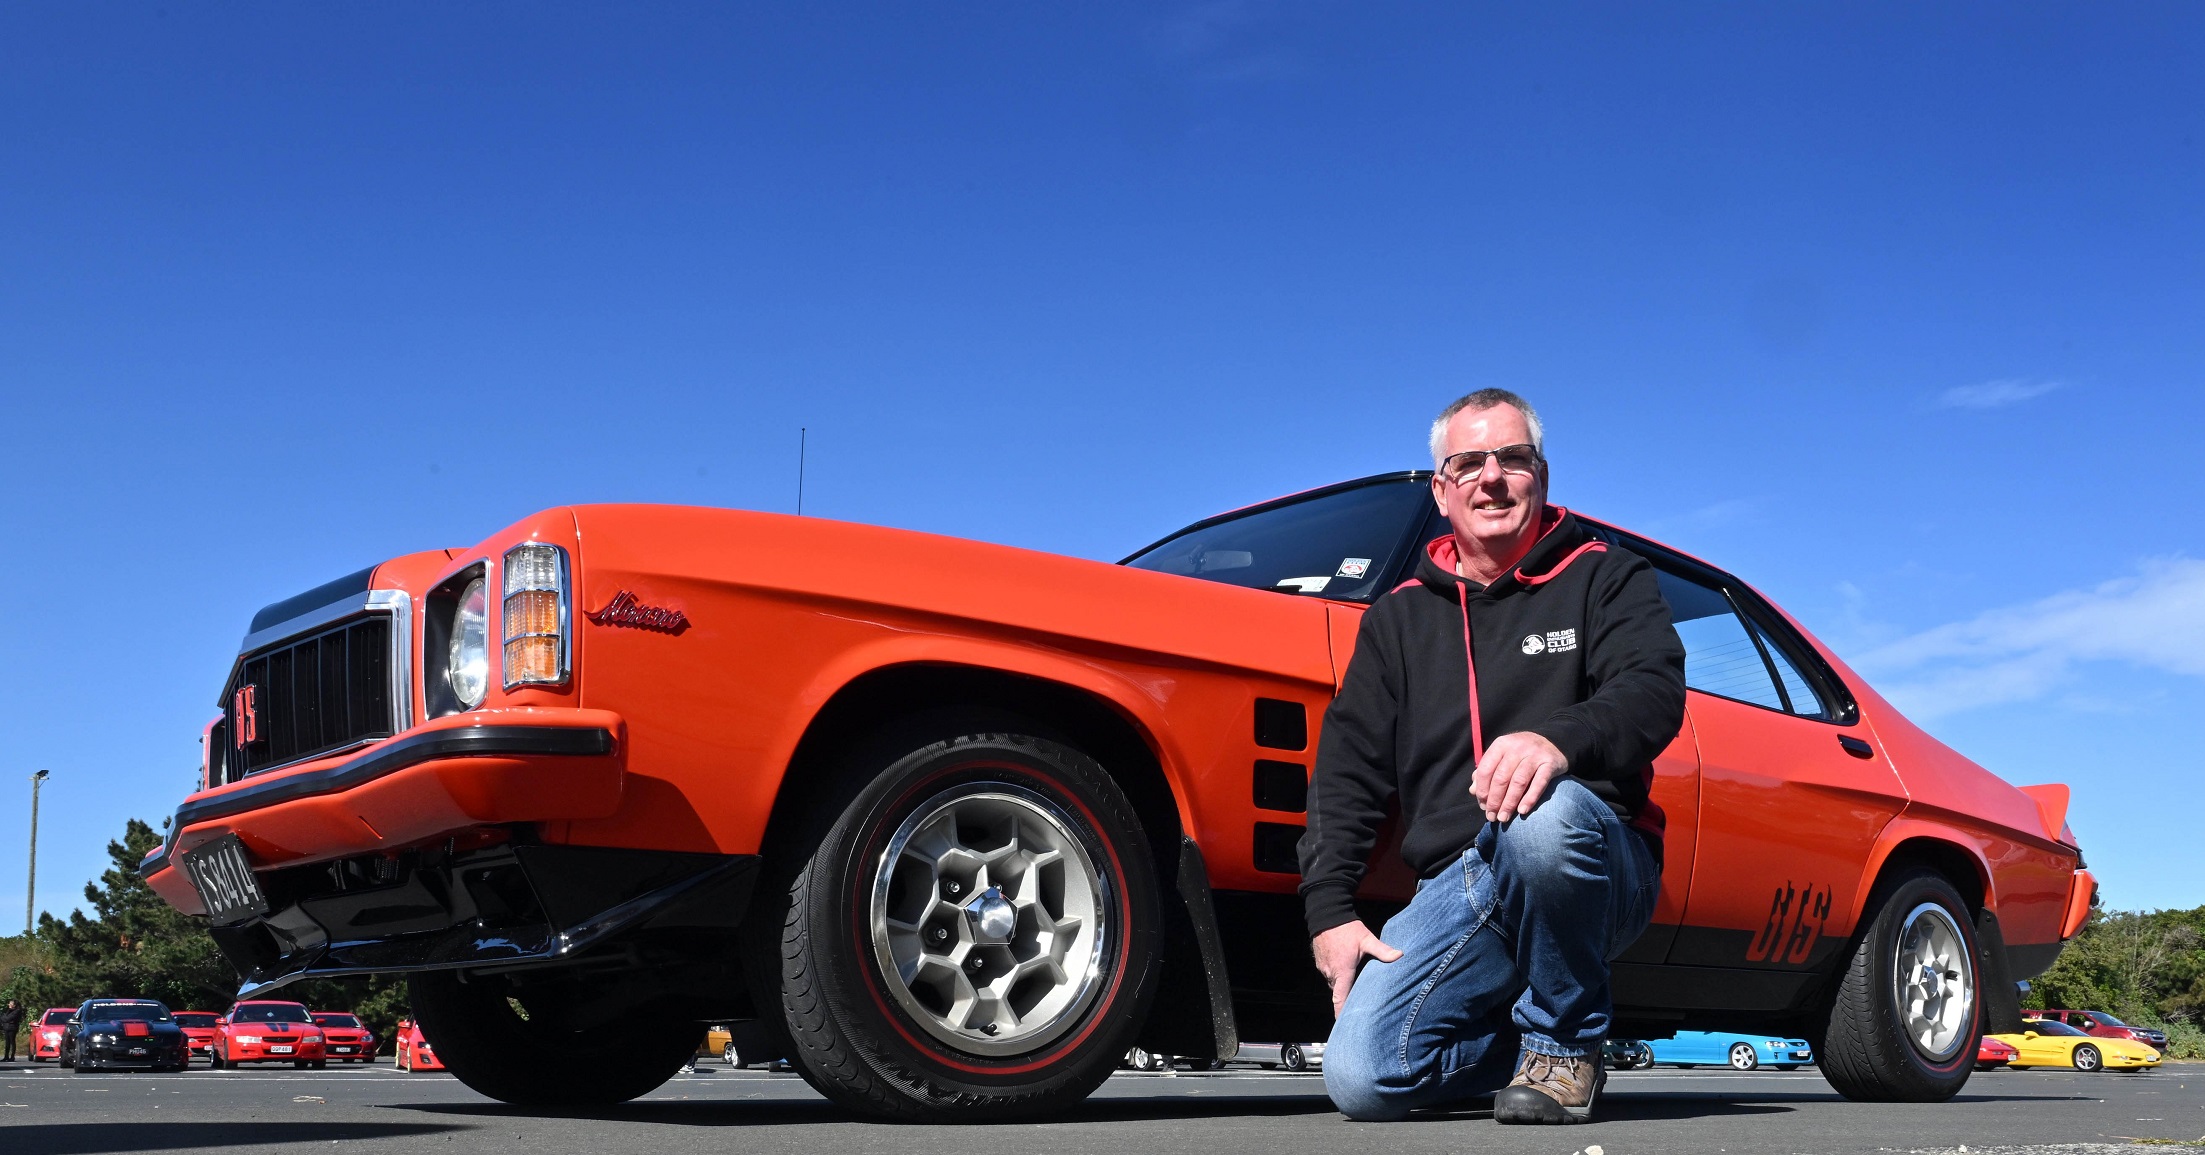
[586,590,691,634]
[231,684,260,748]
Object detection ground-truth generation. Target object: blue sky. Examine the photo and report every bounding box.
[3,4,2201,924]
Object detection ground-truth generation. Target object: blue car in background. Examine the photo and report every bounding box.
[1647,1031,1814,1070]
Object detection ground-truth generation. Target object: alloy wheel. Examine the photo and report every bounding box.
[1892,902,1975,1063]
[870,783,1110,1056]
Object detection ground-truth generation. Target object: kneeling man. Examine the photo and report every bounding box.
[1302,389,1685,1124]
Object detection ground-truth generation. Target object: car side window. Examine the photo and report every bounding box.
[1652,568,1787,710]
[1123,478,1433,603]
[1749,617,1828,719]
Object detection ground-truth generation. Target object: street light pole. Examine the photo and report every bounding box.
[26,769,49,936]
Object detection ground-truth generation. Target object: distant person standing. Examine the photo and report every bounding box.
[1,999,22,1062]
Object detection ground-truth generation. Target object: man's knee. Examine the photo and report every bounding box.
[1323,1054,1414,1121]
[1493,779,1611,886]
[1321,1009,1415,1121]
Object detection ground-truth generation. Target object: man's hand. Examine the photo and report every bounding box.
[1471,731,1569,823]
[1312,919,1402,1017]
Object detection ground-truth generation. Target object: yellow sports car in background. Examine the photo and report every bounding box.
[1990,1018,2161,1072]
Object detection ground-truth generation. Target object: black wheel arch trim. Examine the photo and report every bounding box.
[141,725,617,877]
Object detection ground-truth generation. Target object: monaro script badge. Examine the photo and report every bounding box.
[586,590,691,633]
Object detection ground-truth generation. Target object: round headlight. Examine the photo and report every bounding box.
[448,577,490,708]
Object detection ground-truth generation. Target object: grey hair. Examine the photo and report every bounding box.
[1428,388,1545,466]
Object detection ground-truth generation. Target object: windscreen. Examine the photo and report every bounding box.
[2024,1018,2086,1037]
[315,1014,361,1028]
[42,1009,73,1025]
[230,1003,312,1024]
[173,1013,218,1028]
[1124,481,1429,603]
[85,1001,171,1022]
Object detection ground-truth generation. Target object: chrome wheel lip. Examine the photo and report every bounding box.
[1892,901,1975,1063]
[868,781,1112,1057]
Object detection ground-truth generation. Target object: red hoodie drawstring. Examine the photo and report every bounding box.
[1457,584,1485,762]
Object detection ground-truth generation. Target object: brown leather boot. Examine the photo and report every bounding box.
[1493,1048,1604,1124]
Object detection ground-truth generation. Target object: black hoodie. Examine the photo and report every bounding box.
[1299,506,1687,937]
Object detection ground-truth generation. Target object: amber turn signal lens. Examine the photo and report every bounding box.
[503,635,560,684]
[504,589,560,637]
[501,542,569,689]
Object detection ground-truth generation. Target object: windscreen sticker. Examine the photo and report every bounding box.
[1335,558,1372,579]
[1276,576,1331,593]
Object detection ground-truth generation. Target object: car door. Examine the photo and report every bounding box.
[1644,560,1909,974]
[2014,1029,2067,1067]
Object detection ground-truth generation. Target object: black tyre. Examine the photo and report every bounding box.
[2072,1044,2101,1073]
[771,726,1162,1121]
[1817,870,1980,1102]
[407,970,702,1106]
[1728,1043,1760,1070]
[1282,1044,1308,1072]
[209,1048,226,1070]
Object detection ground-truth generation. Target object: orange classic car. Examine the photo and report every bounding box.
[142,472,2090,1120]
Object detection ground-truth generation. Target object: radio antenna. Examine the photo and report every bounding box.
[797,427,807,516]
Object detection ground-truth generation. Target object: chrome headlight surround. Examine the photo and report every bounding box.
[501,543,570,690]
[447,576,491,710]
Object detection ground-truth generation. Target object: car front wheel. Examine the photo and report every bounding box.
[1818,870,1980,1102]
[769,725,1162,1122]
[1729,1043,1760,1070]
[2072,1044,2102,1073]
[1282,1044,1308,1072]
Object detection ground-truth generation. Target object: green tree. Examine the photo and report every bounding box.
[3,818,411,1051]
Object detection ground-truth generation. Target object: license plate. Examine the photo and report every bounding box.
[271,1045,294,1054]
[333,1046,355,1053]
[180,834,269,926]
[129,1047,146,1055]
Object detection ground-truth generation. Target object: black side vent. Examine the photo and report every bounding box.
[1253,761,1308,813]
[1253,698,1307,751]
[1252,822,1306,875]
[220,617,395,782]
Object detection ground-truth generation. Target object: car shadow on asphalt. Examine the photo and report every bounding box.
[387,1093,1351,1127]
[3,1121,463,1155]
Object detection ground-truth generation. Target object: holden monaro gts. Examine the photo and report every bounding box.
[143,472,2091,1119]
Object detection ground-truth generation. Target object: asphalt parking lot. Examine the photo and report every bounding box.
[2,1060,2199,1155]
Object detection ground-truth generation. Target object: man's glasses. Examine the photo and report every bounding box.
[1438,444,1542,484]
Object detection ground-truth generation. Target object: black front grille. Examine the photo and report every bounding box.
[211,617,395,784]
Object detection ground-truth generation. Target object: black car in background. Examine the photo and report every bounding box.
[61,999,189,1072]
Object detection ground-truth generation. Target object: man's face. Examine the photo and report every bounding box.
[1431,404,1547,554]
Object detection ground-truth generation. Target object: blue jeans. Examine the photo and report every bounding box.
[1323,779,1659,1121]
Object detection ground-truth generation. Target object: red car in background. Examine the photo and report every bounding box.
[2027,1009,2170,1055]
[394,1019,444,1072]
[212,1000,327,1068]
[1976,1035,2018,1069]
[172,1011,222,1060]
[311,1012,377,1062]
[31,1008,73,1061]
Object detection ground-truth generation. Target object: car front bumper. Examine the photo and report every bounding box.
[143,710,632,914]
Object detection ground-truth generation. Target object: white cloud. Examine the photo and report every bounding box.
[1934,378,2063,410]
[1854,559,2205,719]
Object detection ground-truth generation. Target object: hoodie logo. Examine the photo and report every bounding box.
[1522,629,1577,655]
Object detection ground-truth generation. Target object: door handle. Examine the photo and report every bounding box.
[1837,735,1876,759]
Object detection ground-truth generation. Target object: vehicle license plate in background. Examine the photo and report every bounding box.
[180,834,270,926]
